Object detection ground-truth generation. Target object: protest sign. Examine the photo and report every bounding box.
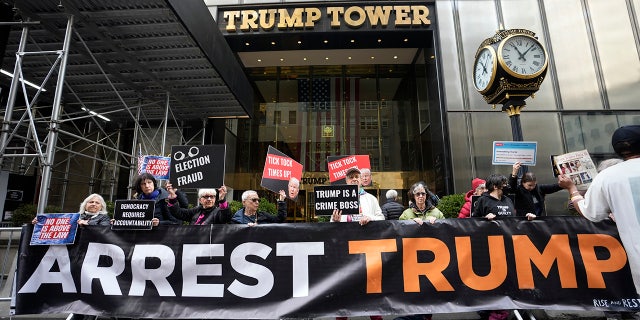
[30,213,80,245]
[553,149,598,190]
[260,146,303,200]
[111,200,155,230]
[326,155,371,184]
[169,145,225,188]
[313,184,359,216]
[139,155,171,180]
[492,141,537,165]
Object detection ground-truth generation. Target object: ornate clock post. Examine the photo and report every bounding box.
[473,28,549,141]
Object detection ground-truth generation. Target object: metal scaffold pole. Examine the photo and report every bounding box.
[36,15,74,214]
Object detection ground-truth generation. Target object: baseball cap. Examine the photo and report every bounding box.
[611,125,640,157]
[345,167,361,176]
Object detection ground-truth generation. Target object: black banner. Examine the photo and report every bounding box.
[15,217,640,319]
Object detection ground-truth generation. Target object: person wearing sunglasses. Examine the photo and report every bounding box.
[165,183,230,225]
[399,181,444,225]
[231,189,287,226]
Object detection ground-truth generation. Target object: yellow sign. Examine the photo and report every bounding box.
[222,5,431,33]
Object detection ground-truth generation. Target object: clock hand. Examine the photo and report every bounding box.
[520,45,534,61]
[510,43,525,60]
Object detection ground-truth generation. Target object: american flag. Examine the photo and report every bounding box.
[298,78,330,111]
[136,147,145,176]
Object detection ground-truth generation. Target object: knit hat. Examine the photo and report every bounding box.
[611,125,640,157]
[471,178,486,191]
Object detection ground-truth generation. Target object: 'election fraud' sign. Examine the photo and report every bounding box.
[30,213,80,245]
[260,146,303,200]
[169,145,226,188]
[327,155,371,184]
[111,200,155,230]
[139,155,171,180]
[313,184,359,215]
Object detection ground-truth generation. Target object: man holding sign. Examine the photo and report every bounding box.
[331,167,384,225]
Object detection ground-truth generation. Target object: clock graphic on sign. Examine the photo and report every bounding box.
[473,46,497,93]
[498,34,548,79]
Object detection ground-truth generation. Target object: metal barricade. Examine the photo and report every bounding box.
[0,227,24,317]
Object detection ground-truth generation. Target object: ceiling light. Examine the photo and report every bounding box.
[404,38,409,42]
[257,59,262,62]
[377,39,382,43]
[271,41,276,45]
[303,57,307,61]
[393,56,398,59]
[323,40,328,43]
[350,39,355,43]
[348,56,352,60]
[245,42,250,46]
[325,57,329,60]
[370,56,375,59]
[0,69,47,91]
[297,40,302,44]
[280,58,284,62]
[81,107,110,122]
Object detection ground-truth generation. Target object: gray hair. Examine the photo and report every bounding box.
[288,177,300,187]
[361,168,371,175]
[78,193,108,215]
[597,158,623,172]
[386,189,398,200]
[198,188,217,198]
[241,190,258,201]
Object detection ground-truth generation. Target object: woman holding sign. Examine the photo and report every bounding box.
[166,183,231,225]
[133,173,181,225]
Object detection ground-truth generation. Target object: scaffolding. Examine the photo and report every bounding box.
[0,1,249,213]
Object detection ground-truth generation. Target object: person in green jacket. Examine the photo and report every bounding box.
[399,181,444,225]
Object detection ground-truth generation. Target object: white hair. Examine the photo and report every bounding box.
[288,177,300,187]
[198,188,217,198]
[78,194,108,215]
[241,190,258,201]
[360,168,371,174]
[386,189,398,200]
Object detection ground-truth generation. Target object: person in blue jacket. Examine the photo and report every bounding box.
[232,190,286,225]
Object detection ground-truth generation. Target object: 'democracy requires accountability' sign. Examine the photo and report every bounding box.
[15,217,640,319]
[169,145,226,188]
[111,200,155,230]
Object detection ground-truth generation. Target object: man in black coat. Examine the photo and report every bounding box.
[381,189,404,220]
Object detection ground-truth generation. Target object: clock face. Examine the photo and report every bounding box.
[499,35,547,78]
[473,46,496,92]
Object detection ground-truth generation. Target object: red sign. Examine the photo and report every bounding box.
[327,155,371,184]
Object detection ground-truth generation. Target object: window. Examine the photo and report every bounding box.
[289,110,296,124]
[273,111,281,125]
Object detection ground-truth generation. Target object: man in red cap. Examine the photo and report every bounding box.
[458,178,486,218]
[560,125,640,302]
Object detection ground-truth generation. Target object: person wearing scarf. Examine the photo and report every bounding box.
[166,183,231,225]
[133,173,180,225]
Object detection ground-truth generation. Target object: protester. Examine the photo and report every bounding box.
[331,167,384,225]
[458,178,486,218]
[76,193,111,226]
[133,173,180,225]
[232,190,287,225]
[288,177,300,200]
[360,168,372,187]
[166,183,231,225]
[472,174,535,221]
[509,161,564,216]
[560,125,640,302]
[399,181,444,224]
[329,168,384,319]
[381,189,404,220]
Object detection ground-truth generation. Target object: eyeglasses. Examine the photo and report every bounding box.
[249,198,260,203]
[201,195,216,200]
[415,192,427,197]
